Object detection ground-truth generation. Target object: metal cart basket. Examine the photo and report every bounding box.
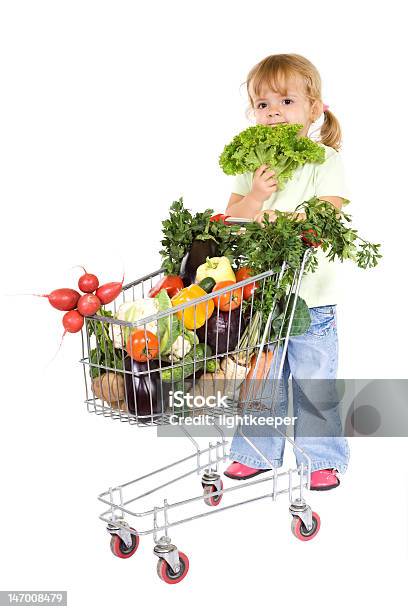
[80,243,319,584]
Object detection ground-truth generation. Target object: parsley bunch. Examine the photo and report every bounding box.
[237,198,382,324]
[219,124,325,190]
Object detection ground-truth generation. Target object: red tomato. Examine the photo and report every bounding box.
[212,281,243,311]
[301,228,322,247]
[209,213,232,225]
[235,267,259,300]
[148,275,184,298]
[126,330,159,362]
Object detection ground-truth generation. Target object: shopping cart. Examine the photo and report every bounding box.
[80,233,319,584]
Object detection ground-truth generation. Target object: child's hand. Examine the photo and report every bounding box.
[253,209,277,225]
[251,164,278,202]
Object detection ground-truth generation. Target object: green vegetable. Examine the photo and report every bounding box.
[204,358,218,373]
[160,198,241,276]
[161,343,212,383]
[272,295,311,337]
[154,288,172,311]
[154,289,181,354]
[183,328,199,346]
[154,289,200,359]
[236,197,382,325]
[87,308,124,379]
[112,299,158,348]
[159,196,381,330]
[199,276,217,293]
[219,124,325,190]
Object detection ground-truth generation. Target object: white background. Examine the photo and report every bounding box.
[1,0,407,609]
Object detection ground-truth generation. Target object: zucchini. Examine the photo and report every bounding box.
[199,276,216,293]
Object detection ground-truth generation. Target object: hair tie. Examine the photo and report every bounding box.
[323,103,330,112]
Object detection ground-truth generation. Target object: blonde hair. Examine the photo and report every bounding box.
[242,53,342,151]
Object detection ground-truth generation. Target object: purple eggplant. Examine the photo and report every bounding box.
[124,356,168,418]
[197,308,247,355]
[179,239,218,286]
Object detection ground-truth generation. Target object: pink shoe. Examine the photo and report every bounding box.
[310,468,340,491]
[224,462,271,480]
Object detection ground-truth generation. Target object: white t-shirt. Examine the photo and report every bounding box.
[230,144,351,307]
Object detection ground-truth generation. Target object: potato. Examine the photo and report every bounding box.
[91,373,125,403]
[109,399,128,412]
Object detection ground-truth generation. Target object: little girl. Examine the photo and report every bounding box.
[224,53,350,490]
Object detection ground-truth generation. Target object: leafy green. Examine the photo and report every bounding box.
[87,308,124,379]
[272,295,311,337]
[236,197,382,325]
[159,197,241,275]
[154,289,181,354]
[159,195,382,329]
[219,124,325,190]
[298,197,382,269]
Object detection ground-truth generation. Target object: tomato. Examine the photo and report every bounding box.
[209,213,232,225]
[126,330,159,362]
[235,267,259,301]
[301,228,322,247]
[147,275,184,298]
[212,281,243,311]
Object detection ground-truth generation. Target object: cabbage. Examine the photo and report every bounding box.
[111,299,159,349]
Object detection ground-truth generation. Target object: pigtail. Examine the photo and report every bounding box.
[319,109,342,151]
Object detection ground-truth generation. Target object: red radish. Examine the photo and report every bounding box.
[33,288,81,311]
[62,309,84,333]
[77,266,99,293]
[77,293,101,316]
[96,274,125,305]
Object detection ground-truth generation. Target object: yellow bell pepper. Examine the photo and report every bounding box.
[171,284,214,330]
[195,256,236,284]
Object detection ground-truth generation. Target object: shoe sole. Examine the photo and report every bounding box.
[224,469,272,480]
[310,480,340,491]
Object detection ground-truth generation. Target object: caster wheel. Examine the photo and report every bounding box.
[157,551,189,584]
[291,511,320,541]
[110,529,140,558]
[203,481,223,506]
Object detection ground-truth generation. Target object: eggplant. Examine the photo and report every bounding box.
[179,239,218,286]
[197,308,247,355]
[124,356,168,418]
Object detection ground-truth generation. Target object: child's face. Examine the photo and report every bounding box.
[250,78,321,137]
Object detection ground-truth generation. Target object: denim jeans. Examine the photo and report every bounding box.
[229,305,350,474]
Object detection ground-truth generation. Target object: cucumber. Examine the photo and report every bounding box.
[161,343,212,383]
[199,276,216,293]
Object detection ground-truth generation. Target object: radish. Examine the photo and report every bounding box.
[96,274,125,305]
[77,293,101,317]
[77,266,99,293]
[62,309,84,333]
[33,288,81,311]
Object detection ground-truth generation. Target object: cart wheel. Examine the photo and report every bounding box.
[203,481,224,507]
[110,530,140,558]
[291,512,320,541]
[156,551,189,584]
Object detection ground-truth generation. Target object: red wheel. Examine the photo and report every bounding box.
[291,511,320,541]
[157,552,189,584]
[203,481,224,507]
[110,530,140,558]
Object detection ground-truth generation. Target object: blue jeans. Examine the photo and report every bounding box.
[229,305,350,474]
